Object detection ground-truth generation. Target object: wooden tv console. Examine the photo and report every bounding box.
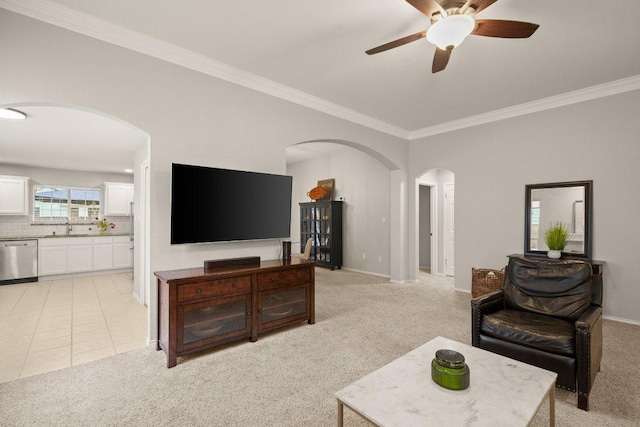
[154,258,315,368]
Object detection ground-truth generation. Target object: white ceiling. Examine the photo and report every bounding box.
[2,0,640,171]
[0,105,147,173]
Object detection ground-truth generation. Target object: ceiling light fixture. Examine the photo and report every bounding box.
[0,108,27,120]
[426,14,475,50]
[124,169,133,173]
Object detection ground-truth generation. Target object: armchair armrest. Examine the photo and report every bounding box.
[471,290,504,347]
[576,305,602,332]
[575,305,603,408]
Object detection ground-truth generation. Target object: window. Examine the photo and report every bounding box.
[34,186,100,222]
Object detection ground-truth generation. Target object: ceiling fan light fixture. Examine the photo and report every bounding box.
[426,14,475,50]
[0,108,27,120]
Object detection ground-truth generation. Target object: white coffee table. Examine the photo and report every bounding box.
[335,336,557,426]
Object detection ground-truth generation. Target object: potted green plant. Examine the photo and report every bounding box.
[544,222,570,259]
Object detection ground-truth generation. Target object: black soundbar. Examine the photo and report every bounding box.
[204,256,261,271]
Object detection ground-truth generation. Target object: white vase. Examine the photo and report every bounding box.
[547,250,561,259]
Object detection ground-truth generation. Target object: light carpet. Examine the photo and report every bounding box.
[1,268,638,426]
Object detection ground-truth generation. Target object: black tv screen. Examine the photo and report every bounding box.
[171,163,292,244]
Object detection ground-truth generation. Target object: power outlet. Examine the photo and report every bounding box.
[378,256,382,262]
[362,253,366,259]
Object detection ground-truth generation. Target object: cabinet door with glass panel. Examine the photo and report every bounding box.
[177,294,251,352]
[257,284,310,332]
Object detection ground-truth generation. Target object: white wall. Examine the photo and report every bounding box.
[287,145,391,276]
[0,10,408,340]
[409,89,640,323]
[3,9,637,326]
[132,141,150,303]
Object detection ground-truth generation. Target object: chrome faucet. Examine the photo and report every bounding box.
[65,220,73,236]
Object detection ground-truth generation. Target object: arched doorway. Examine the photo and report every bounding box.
[286,139,401,278]
[0,102,152,374]
[1,102,151,303]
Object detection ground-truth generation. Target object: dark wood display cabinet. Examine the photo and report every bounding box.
[300,201,343,270]
[155,258,314,368]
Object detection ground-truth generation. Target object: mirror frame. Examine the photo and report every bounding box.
[524,180,593,259]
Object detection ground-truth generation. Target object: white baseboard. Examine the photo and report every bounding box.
[603,315,640,326]
[39,268,133,281]
[132,290,144,305]
[341,267,391,280]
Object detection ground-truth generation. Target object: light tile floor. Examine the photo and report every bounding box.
[0,273,147,383]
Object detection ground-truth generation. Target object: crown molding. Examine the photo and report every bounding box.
[2,0,639,143]
[0,0,409,139]
[409,74,640,140]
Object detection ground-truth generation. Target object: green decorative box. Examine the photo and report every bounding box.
[431,349,470,390]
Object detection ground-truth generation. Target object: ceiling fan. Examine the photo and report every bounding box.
[366,0,539,73]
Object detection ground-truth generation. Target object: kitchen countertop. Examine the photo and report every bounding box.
[0,233,131,241]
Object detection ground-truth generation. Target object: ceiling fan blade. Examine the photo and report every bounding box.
[472,19,539,38]
[405,0,445,18]
[468,0,499,15]
[432,48,452,73]
[366,31,426,55]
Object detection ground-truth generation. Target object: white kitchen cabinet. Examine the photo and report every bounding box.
[104,182,133,216]
[113,236,133,268]
[92,237,114,270]
[38,236,131,277]
[39,237,93,276]
[38,246,68,276]
[0,176,29,215]
[67,244,93,273]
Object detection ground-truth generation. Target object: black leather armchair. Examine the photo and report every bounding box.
[471,256,603,410]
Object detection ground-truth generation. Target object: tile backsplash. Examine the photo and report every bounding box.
[0,215,132,238]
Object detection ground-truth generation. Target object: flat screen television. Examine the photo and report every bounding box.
[171,163,293,244]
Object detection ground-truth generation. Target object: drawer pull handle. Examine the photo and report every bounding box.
[196,288,202,293]
[257,309,262,313]
[232,283,237,288]
[270,277,275,282]
[296,272,300,278]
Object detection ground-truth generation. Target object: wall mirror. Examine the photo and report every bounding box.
[525,180,593,258]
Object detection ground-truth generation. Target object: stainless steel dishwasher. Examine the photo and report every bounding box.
[0,239,38,284]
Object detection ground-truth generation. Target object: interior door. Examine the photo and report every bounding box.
[419,184,432,272]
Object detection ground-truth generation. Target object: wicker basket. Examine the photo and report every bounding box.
[471,268,505,298]
[307,186,327,201]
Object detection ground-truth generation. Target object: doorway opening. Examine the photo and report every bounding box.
[0,102,152,376]
[0,101,152,333]
[285,140,398,278]
[417,168,455,277]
